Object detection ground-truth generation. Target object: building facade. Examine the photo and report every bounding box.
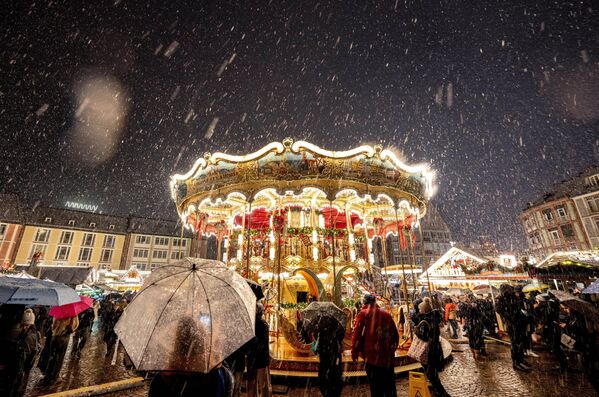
[572,168,599,250]
[520,167,598,259]
[123,216,190,271]
[1,195,191,271]
[383,204,453,269]
[0,194,24,267]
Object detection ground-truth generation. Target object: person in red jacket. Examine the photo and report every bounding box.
[351,294,399,397]
[444,299,459,339]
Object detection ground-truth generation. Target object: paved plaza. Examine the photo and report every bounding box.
[24,329,597,397]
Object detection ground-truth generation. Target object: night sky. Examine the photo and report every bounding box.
[1,1,598,251]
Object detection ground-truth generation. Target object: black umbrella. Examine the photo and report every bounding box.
[301,301,346,331]
[246,279,265,300]
[548,290,599,323]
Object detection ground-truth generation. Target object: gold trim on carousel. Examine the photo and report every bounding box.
[170,138,435,201]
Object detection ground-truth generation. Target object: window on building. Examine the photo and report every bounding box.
[542,209,553,222]
[44,217,52,223]
[171,251,184,260]
[29,244,47,259]
[152,250,168,259]
[59,231,74,245]
[588,174,599,187]
[34,228,51,243]
[587,197,599,213]
[78,247,93,262]
[100,249,113,263]
[133,248,149,258]
[133,263,147,271]
[154,237,169,246]
[561,224,574,238]
[173,238,187,247]
[548,229,560,244]
[103,235,116,248]
[135,235,150,245]
[0,223,7,237]
[556,206,567,218]
[81,233,95,247]
[89,222,96,228]
[99,263,110,270]
[109,224,115,230]
[68,220,76,226]
[422,232,431,242]
[594,216,599,233]
[54,246,71,261]
[76,262,89,267]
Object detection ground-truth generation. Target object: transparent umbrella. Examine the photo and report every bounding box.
[115,258,256,373]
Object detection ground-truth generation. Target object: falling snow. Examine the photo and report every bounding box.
[0,0,597,253]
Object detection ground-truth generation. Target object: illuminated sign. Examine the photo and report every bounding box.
[64,201,99,213]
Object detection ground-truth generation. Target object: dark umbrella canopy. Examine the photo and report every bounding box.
[548,289,599,323]
[115,258,256,373]
[301,301,346,331]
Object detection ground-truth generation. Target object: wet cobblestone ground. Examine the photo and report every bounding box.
[26,328,598,397]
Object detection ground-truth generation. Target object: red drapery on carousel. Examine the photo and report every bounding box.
[233,207,272,229]
[321,208,363,229]
[374,214,418,250]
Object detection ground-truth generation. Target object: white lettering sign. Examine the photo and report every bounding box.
[65,201,99,213]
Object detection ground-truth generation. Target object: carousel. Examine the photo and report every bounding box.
[170,138,435,376]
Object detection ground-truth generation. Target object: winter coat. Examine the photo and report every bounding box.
[412,309,444,372]
[15,326,40,371]
[148,367,233,397]
[247,317,269,370]
[351,303,399,368]
[444,303,457,321]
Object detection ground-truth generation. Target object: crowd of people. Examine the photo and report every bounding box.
[0,293,132,396]
[3,281,599,397]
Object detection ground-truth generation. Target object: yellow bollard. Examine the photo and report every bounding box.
[408,371,431,397]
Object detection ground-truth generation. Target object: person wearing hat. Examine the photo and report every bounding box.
[351,294,399,397]
[10,308,40,397]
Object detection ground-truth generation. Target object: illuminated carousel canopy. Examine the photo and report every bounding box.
[171,138,434,225]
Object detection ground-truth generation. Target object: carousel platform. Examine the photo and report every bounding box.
[268,332,452,378]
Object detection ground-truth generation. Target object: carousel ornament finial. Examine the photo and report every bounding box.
[373,144,383,156]
[203,152,212,162]
[282,137,294,149]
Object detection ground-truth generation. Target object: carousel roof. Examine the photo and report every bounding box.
[170,138,434,224]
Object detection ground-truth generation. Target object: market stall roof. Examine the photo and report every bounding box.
[419,247,486,281]
[532,250,599,280]
[420,247,528,283]
[15,265,92,286]
[535,250,599,269]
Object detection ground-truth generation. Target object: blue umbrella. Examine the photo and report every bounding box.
[582,279,599,294]
[0,277,80,306]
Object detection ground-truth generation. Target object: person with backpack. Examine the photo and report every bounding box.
[10,308,41,397]
[351,294,399,397]
[412,298,450,397]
